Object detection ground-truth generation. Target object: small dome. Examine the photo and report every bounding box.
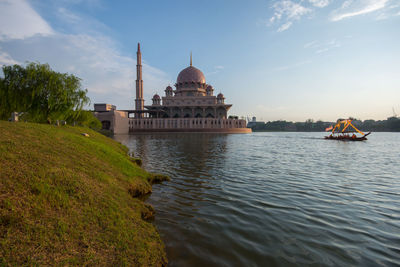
[165,85,173,91]
[177,66,206,84]
[217,93,224,98]
[206,85,213,90]
[152,94,160,99]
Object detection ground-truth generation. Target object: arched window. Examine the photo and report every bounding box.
[206,113,214,118]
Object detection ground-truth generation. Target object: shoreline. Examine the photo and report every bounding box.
[0,121,169,266]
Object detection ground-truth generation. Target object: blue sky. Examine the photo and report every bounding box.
[0,0,399,121]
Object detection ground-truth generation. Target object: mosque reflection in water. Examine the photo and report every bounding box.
[114,133,229,181]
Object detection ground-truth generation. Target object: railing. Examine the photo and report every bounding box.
[129,118,247,130]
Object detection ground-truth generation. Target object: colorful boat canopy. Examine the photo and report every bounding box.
[327,119,364,135]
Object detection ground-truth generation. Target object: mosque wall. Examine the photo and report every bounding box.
[94,110,129,134]
[162,96,216,106]
[147,106,228,119]
[129,118,250,133]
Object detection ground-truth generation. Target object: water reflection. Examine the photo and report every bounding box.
[114,133,229,200]
[114,132,400,267]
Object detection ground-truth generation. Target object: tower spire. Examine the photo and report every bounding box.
[135,42,144,118]
[190,51,192,66]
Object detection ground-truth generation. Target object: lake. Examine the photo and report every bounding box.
[114,132,400,267]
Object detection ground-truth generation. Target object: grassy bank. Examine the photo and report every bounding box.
[0,121,167,266]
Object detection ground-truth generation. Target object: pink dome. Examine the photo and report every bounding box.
[165,85,173,91]
[206,85,213,90]
[217,93,224,98]
[177,66,206,84]
[152,94,160,99]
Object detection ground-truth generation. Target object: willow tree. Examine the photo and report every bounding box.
[0,62,89,123]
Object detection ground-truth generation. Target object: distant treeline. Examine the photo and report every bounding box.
[249,117,400,132]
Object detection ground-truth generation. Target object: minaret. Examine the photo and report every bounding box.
[135,42,144,118]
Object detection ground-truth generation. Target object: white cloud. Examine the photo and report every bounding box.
[0,0,53,40]
[318,39,341,53]
[277,21,293,32]
[341,0,353,9]
[308,0,331,8]
[0,49,20,66]
[0,0,170,109]
[276,1,311,20]
[304,40,318,48]
[267,0,397,32]
[269,1,311,32]
[389,3,400,9]
[375,12,388,20]
[303,39,341,54]
[1,33,170,108]
[268,0,332,32]
[374,1,400,20]
[331,0,389,21]
[58,7,81,24]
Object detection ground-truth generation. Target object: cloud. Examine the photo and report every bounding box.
[58,7,82,24]
[266,0,397,31]
[268,0,332,32]
[0,49,20,66]
[331,0,389,21]
[303,39,341,54]
[0,0,170,110]
[374,1,400,20]
[272,1,311,20]
[277,21,293,32]
[375,12,389,20]
[0,0,53,40]
[269,1,312,32]
[308,0,331,8]
[56,5,111,34]
[1,33,170,108]
[304,40,318,48]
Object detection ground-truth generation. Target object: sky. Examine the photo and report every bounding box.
[0,0,399,122]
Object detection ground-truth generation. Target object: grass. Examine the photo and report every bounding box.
[0,121,167,266]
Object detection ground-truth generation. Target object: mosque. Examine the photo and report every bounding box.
[94,43,251,134]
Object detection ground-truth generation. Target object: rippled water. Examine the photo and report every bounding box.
[114,132,400,266]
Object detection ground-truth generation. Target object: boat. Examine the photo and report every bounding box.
[325,119,371,141]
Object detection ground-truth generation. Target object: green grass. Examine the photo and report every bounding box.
[0,121,167,266]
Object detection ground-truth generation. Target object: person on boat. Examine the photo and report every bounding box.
[352,134,356,139]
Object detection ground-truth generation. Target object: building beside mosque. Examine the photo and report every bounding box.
[94,43,251,134]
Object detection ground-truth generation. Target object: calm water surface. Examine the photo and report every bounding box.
[114,132,400,267]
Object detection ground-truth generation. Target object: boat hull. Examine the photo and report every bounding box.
[324,136,367,141]
[324,132,371,141]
